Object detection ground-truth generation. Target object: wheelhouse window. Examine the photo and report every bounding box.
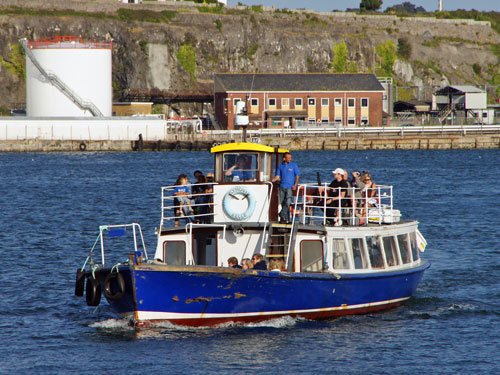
[223,152,259,182]
[163,241,186,265]
[383,236,400,267]
[350,238,368,269]
[366,236,384,269]
[300,240,323,272]
[331,239,349,269]
[409,232,420,261]
[398,233,412,264]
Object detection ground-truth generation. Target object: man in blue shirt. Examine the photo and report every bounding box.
[272,152,300,224]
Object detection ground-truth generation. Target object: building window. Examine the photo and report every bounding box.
[251,98,259,107]
[334,98,342,106]
[321,98,329,106]
[268,98,276,107]
[334,117,342,124]
[295,98,303,107]
[361,98,369,107]
[308,117,316,124]
[361,117,369,125]
[233,98,241,107]
[282,98,289,107]
[348,118,355,125]
[308,98,316,106]
[321,117,329,123]
[348,98,355,108]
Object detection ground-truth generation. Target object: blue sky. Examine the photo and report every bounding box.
[227,0,499,12]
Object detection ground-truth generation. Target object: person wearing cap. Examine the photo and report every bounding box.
[325,168,349,226]
[272,152,300,224]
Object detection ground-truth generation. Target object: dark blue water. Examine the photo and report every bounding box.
[1,149,499,374]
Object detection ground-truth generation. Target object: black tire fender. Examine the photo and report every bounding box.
[104,272,125,301]
[85,276,101,307]
[75,269,85,297]
[79,142,87,151]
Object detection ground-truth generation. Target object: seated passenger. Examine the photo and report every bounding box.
[228,256,242,269]
[269,258,285,272]
[225,155,253,182]
[251,254,267,270]
[241,258,252,270]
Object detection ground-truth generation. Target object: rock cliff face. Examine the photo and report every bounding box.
[0,0,499,114]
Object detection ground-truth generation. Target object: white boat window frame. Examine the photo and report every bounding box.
[365,235,386,269]
[381,235,401,268]
[299,239,324,272]
[163,240,187,265]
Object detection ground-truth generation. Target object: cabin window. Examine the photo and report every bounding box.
[409,232,420,261]
[261,152,271,181]
[398,233,412,264]
[223,152,259,182]
[163,241,186,265]
[366,235,384,268]
[193,234,217,266]
[350,238,368,269]
[382,236,400,267]
[332,239,349,269]
[300,240,323,272]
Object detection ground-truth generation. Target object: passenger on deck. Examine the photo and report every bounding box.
[192,171,206,221]
[359,172,377,219]
[241,258,252,270]
[203,172,215,223]
[325,168,349,226]
[269,258,285,272]
[251,254,268,270]
[173,174,193,227]
[225,155,253,182]
[228,256,242,269]
[272,152,300,224]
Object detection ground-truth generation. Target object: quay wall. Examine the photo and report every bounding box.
[1,135,499,152]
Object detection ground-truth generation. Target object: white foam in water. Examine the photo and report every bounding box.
[89,318,134,330]
[245,315,302,328]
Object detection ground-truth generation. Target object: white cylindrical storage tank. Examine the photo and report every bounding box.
[26,36,112,117]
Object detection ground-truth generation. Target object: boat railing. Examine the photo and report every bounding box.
[161,182,218,227]
[293,183,396,226]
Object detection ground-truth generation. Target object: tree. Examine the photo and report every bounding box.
[397,37,412,60]
[331,40,348,73]
[360,0,383,11]
[376,40,396,76]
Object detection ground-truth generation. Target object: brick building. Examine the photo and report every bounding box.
[214,73,387,129]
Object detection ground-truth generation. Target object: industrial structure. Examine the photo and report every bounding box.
[23,36,113,117]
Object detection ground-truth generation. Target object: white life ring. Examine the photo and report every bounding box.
[223,186,256,221]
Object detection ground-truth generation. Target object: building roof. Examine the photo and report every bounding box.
[214,73,385,93]
[435,85,485,95]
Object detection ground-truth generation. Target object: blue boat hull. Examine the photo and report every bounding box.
[104,261,430,327]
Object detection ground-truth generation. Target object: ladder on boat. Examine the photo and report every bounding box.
[20,38,104,117]
[265,222,297,269]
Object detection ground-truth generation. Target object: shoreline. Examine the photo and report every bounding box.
[1,135,499,152]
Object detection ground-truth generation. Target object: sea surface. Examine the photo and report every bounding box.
[1,149,499,374]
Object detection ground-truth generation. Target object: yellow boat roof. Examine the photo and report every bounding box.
[211,142,289,154]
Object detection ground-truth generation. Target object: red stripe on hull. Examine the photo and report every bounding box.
[134,300,406,328]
